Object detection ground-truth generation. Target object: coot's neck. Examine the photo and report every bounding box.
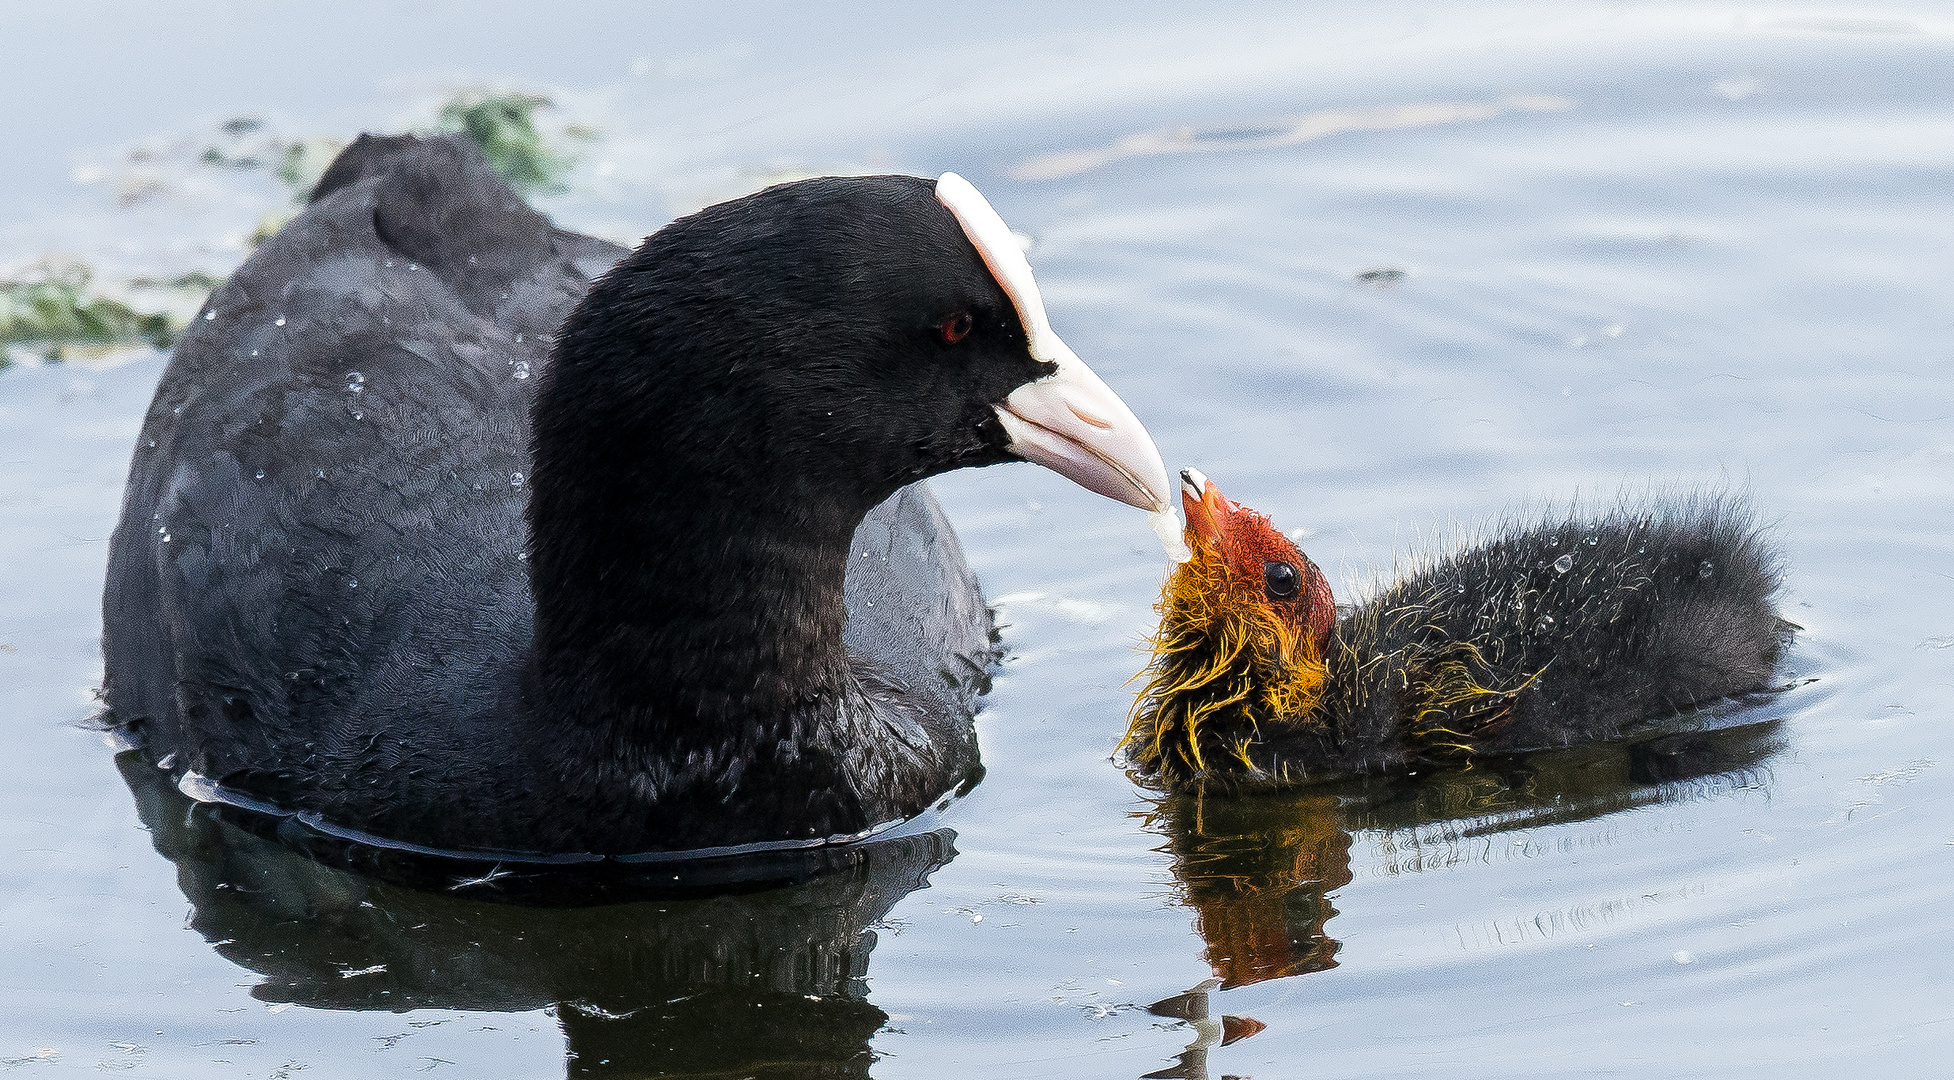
[524,451,871,751]
[517,176,1010,771]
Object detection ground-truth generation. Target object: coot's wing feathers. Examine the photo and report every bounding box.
[309,133,625,300]
[103,136,623,786]
[843,483,996,741]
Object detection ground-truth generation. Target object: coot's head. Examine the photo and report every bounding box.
[1126,469,1336,774]
[535,172,1170,529]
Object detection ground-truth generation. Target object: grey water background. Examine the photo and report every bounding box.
[4,2,1953,1075]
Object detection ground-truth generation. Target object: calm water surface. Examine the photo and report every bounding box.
[3,4,1951,1076]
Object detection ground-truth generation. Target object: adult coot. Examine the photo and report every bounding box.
[103,135,1173,857]
[1126,470,1788,786]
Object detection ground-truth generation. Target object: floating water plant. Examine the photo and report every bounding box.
[434,91,581,197]
[277,136,349,200]
[1,264,176,365]
[192,93,583,213]
[6,89,598,372]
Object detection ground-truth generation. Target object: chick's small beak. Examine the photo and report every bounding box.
[1179,467,1231,550]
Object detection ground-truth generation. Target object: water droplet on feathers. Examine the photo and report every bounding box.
[203,311,215,321]
[254,470,265,479]
[510,472,524,488]
[274,316,286,327]
[1534,615,1556,634]
[1699,560,1714,579]
[512,361,530,380]
[345,372,365,393]
[1553,554,1574,574]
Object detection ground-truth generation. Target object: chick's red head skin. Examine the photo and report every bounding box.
[1180,471,1335,653]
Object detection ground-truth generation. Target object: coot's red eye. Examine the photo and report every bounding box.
[939,312,974,345]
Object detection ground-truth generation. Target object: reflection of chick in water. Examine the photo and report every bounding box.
[1140,720,1783,1078]
[1153,791,1351,989]
[116,752,953,1079]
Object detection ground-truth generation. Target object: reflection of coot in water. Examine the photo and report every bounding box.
[1142,718,1785,1072]
[117,752,951,1078]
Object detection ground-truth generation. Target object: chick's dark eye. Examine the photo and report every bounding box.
[939,312,974,345]
[1264,560,1300,601]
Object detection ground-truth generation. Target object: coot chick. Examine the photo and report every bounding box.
[1126,470,1787,786]
[103,135,1173,857]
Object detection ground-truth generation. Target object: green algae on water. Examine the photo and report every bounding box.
[1,264,178,366]
[434,91,583,197]
[278,136,350,201]
[4,89,599,373]
[191,94,584,218]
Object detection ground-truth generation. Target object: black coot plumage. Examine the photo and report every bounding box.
[103,135,1172,857]
[1126,470,1788,786]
